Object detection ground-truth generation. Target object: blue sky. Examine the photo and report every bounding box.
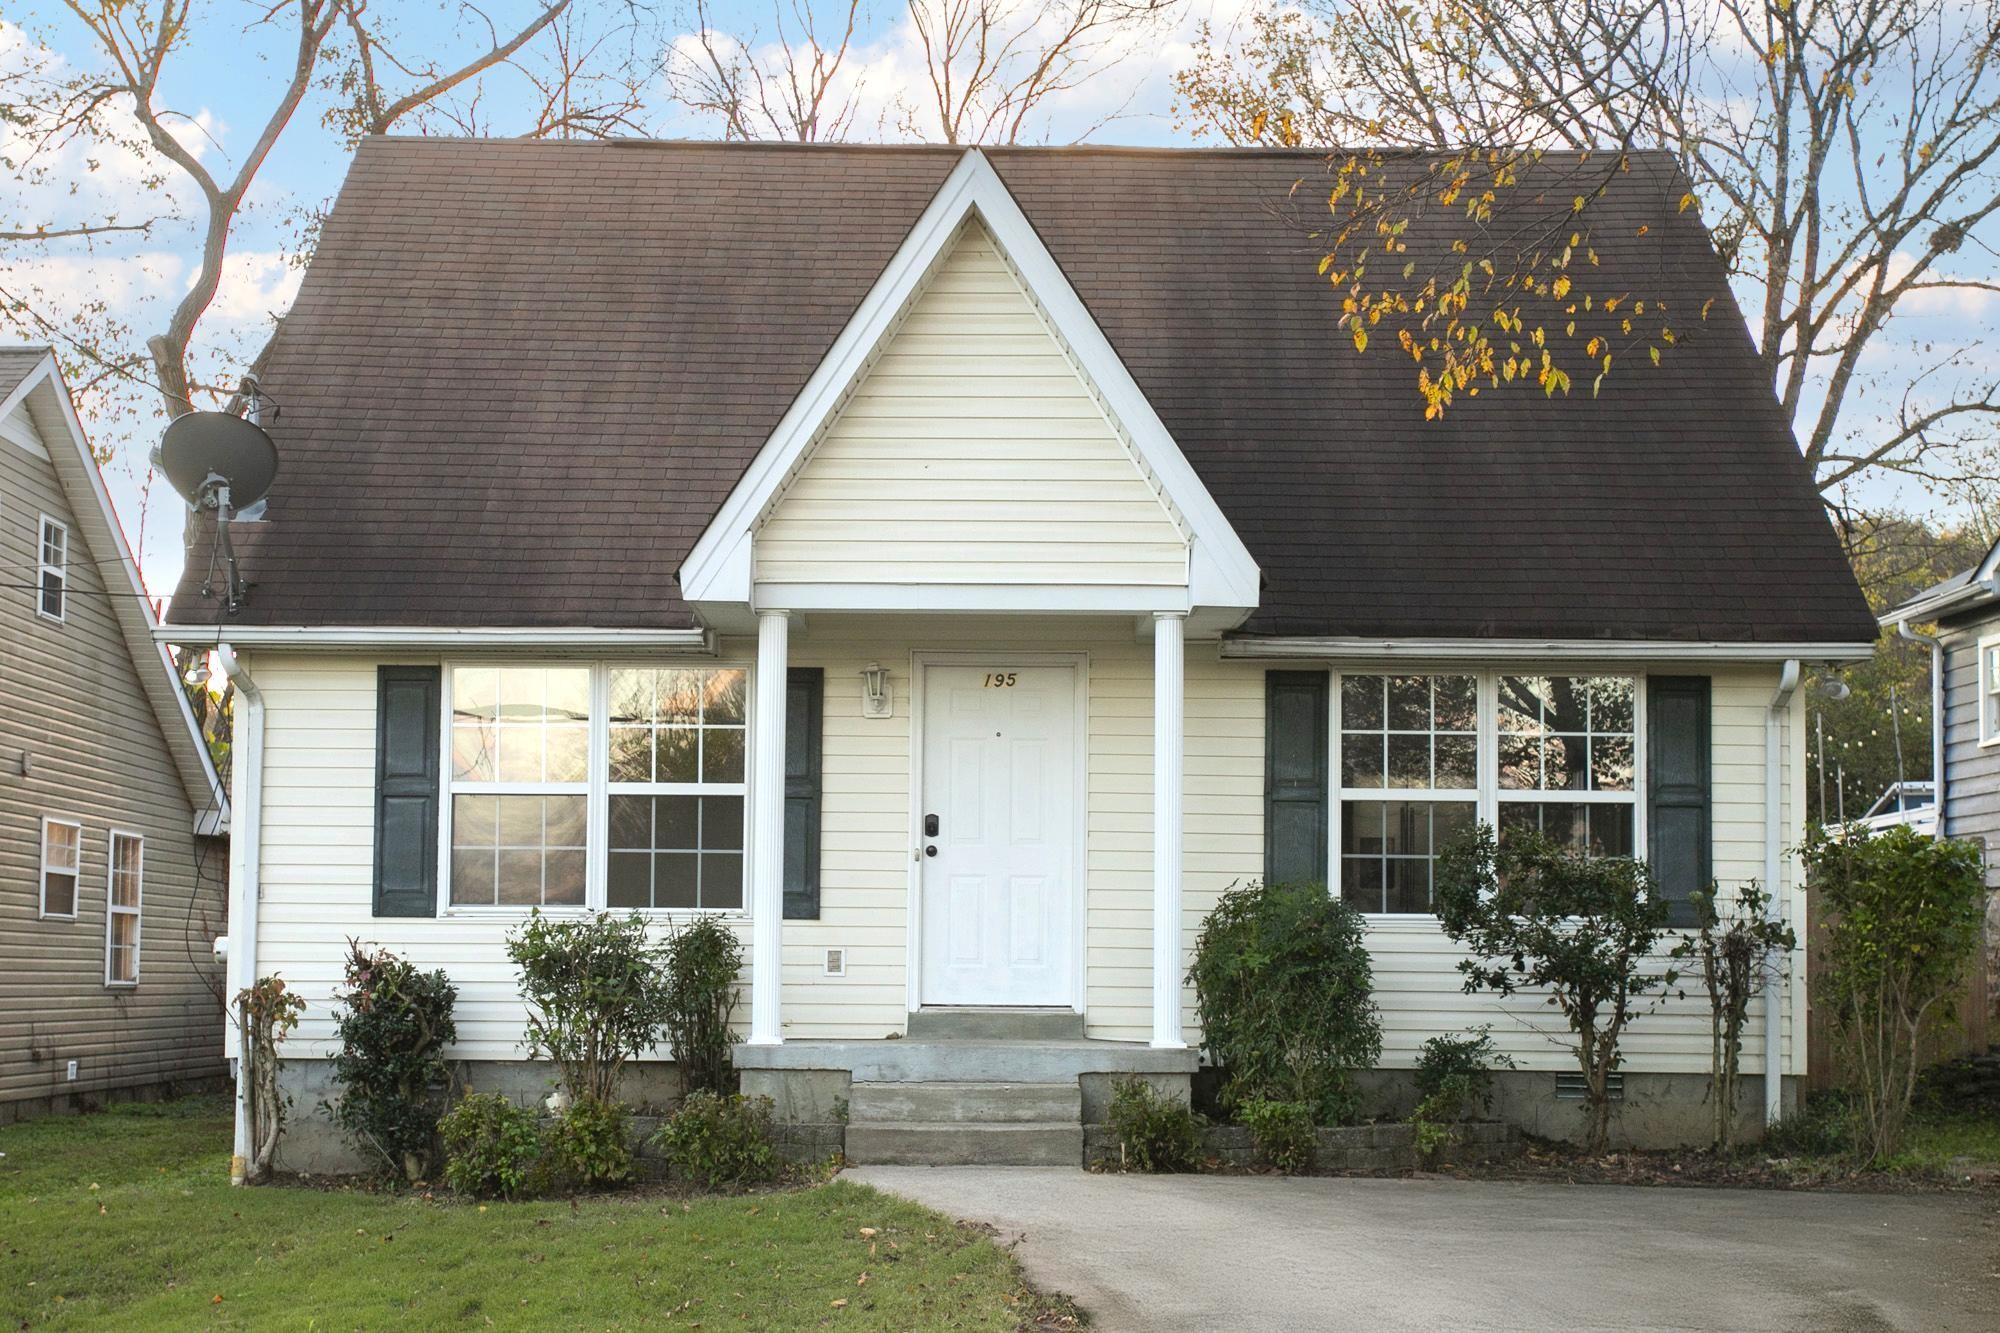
[2,1,1985,599]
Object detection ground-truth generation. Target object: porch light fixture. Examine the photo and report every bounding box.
[860,662,893,719]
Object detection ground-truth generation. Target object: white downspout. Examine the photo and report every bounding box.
[1764,659,1800,1128]
[1895,620,1944,831]
[217,645,263,1184]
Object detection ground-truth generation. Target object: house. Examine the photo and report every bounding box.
[157,140,1876,1168]
[1,347,230,1124]
[1881,535,2000,1044]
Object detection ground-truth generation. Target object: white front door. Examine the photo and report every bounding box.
[919,664,1078,1008]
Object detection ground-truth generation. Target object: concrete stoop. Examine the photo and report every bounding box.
[736,1009,1198,1166]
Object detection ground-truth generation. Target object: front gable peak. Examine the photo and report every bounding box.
[677,148,1259,631]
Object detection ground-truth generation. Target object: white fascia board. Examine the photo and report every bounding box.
[1978,535,2000,584]
[22,358,231,827]
[1221,636,1879,665]
[755,582,1194,614]
[676,147,1261,614]
[155,624,716,651]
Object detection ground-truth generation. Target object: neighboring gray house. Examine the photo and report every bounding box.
[1,346,230,1123]
[1883,534,2000,1036]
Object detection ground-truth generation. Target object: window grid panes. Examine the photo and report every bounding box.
[107,833,142,984]
[608,668,746,786]
[37,517,66,620]
[1496,674,1638,859]
[606,667,748,911]
[1984,644,2000,743]
[42,818,79,918]
[1338,674,1479,915]
[448,666,591,907]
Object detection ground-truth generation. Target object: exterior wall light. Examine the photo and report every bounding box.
[860,663,893,719]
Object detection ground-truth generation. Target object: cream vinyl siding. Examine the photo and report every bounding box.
[1,400,225,1113]
[248,646,1802,1075]
[754,222,1187,588]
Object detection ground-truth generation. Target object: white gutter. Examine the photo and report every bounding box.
[1764,659,1800,1127]
[1894,621,1945,834]
[1220,637,1877,664]
[217,644,263,1186]
[155,625,715,651]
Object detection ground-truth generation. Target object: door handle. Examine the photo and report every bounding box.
[925,845,937,857]
[924,813,939,837]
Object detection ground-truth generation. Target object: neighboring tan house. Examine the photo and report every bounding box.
[1882,535,2000,1040]
[1,346,230,1124]
[159,141,1876,1168]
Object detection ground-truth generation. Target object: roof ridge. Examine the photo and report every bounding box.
[357,135,1670,163]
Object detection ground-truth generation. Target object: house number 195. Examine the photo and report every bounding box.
[982,672,1018,688]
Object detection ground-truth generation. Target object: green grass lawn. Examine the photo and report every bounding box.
[0,1098,1053,1331]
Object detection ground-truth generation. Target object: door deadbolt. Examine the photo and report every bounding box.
[924,813,940,837]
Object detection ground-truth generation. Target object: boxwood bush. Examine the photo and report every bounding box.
[1189,880,1382,1124]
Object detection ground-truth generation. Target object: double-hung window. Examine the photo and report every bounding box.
[37,516,67,621]
[441,663,750,912]
[1338,675,1479,914]
[607,668,747,910]
[448,667,591,907]
[41,817,81,918]
[106,831,143,985]
[1981,636,2000,747]
[1330,671,1644,916]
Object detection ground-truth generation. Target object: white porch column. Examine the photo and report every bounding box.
[748,609,790,1046]
[1151,611,1187,1049]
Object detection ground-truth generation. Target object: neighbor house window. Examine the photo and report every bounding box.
[41,817,81,919]
[1982,637,2000,746]
[106,832,143,985]
[607,667,747,910]
[1339,674,1478,914]
[447,666,590,907]
[37,516,67,621]
[1496,675,1637,857]
[1328,672,1643,914]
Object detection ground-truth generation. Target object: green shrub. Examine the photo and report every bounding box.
[440,1093,548,1200]
[1802,823,1987,1163]
[662,916,743,1098]
[652,1090,781,1190]
[1765,1091,1859,1160]
[1239,1097,1317,1174]
[507,911,672,1104]
[326,941,459,1182]
[1436,827,1675,1154]
[1188,880,1382,1124]
[1104,1077,1203,1172]
[1413,1027,1513,1122]
[547,1095,633,1188]
[1669,882,1797,1152]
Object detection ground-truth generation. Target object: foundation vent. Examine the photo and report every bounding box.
[1555,1072,1623,1102]
[823,948,847,978]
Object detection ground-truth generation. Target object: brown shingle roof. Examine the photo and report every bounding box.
[169,138,1873,643]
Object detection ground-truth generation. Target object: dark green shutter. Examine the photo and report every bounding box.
[374,666,441,917]
[1648,675,1712,929]
[782,668,824,920]
[1265,670,1330,886]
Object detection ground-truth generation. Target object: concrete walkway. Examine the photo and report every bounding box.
[848,1166,2000,1331]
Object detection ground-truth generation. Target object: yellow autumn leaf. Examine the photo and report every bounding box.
[1552,275,1572,300]
[1678,192,1696,213]
[1352,327,1369,353]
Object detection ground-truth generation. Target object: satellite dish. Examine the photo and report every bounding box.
[157,410,279,513]
[153,409,279,615]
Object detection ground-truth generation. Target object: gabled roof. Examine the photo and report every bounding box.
[1882,533,2000,626]
[1,348,228,831]
[165,138,1874,645]
[679,149,1259,629]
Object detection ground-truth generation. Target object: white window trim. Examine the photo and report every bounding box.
[437,661,755,919]
[1979,633,2000,748]
[1328,670,1648,925]
[40,815,82,920]
[105,829,143,987]
[36,514,67,624]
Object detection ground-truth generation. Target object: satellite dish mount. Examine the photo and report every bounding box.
[154,388,280,615]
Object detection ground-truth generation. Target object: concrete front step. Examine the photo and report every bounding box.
[845,1121,1084,1167]
[852,1080,1080,1124]
[904,1007,1085,1041]
[736,1038,1198,1083]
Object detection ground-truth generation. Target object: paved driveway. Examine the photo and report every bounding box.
[848,1166,1999,1331]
